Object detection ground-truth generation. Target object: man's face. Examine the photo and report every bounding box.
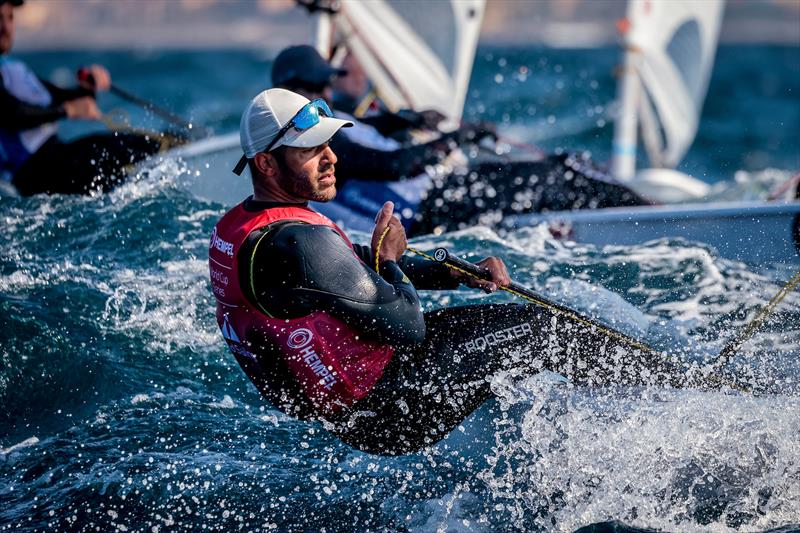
[333,55,368,99]
[0,3,15,55]
[276,143,338,203]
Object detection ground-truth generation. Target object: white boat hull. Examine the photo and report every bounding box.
[503,201,800,264]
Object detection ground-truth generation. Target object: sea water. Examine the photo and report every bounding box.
[1,46,799,532]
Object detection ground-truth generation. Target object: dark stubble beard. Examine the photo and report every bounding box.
[276,164,336,203]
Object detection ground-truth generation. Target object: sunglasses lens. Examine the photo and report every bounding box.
[313,99,333,118]
[293,104,320,130]
[291,99,333,131]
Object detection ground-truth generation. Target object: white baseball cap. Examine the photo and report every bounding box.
[233,88,351,175]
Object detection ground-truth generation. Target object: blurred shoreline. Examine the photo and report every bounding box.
[13,0,800,52]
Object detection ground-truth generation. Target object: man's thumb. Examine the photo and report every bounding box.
[374,201,394,226]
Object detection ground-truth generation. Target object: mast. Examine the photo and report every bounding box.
[611,39,640,182]
[314,11,333,58]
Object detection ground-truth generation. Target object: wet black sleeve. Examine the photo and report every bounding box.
[39,79,94,106]
[242,223,426,345]
[328,129,458,182]
[359,113,416,137]
[351,243,459,290]
[0,76,66,130]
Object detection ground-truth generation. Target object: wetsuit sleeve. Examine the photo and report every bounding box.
[352,243,459,290]
[242,223,426,345]
[39,79,94,106]
[359,113,416,137]
[328,129,458,182]
[0,78,67,130]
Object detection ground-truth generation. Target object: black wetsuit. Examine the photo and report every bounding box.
[331,96,438,142]
[240,198,678,455]
[0,72,163,195]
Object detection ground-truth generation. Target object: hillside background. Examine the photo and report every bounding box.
[14,0,800,51]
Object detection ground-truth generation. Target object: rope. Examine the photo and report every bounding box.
[100,111,187,153]
[354,89,377,119]
[713,268,800,367]
[406,247,656,355]
[374,226,392,272]
[100,109,131,132]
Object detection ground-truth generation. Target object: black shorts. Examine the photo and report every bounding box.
[330,303,678,455]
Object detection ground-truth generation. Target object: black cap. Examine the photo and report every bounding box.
[2,0,25,6]
[271,45,346,88]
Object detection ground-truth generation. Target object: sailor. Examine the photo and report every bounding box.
[0,0,163,195]
[266,45,648,235]
[211,88,675,455]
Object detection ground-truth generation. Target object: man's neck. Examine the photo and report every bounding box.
[251,190,306,204]
[244,196,308,212]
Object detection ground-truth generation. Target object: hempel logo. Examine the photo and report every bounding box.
[287,327,337,390]
[287,328,313,349]
[210,227,235,257]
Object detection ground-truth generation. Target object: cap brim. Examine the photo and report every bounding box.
[306,66,348,85]
[281,116,352,149]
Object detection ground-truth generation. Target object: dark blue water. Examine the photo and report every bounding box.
[1,46,799,532]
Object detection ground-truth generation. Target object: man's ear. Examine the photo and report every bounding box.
[253,152,276,177]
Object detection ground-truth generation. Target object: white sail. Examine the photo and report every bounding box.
[613,0,724,179]
[329,0,485,127]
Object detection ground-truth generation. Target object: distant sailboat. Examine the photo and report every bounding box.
[612,0,724,202]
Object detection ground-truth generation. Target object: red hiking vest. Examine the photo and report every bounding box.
[209,202,394,417]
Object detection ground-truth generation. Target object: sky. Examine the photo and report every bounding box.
[12,0,800,51]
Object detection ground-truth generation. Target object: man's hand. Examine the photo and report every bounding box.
[418,109,447,130]
[454,256,511,293]
[371,201,407,264]
[63,96,101,120]
[395,109,446,131]
[77,65,111,92]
